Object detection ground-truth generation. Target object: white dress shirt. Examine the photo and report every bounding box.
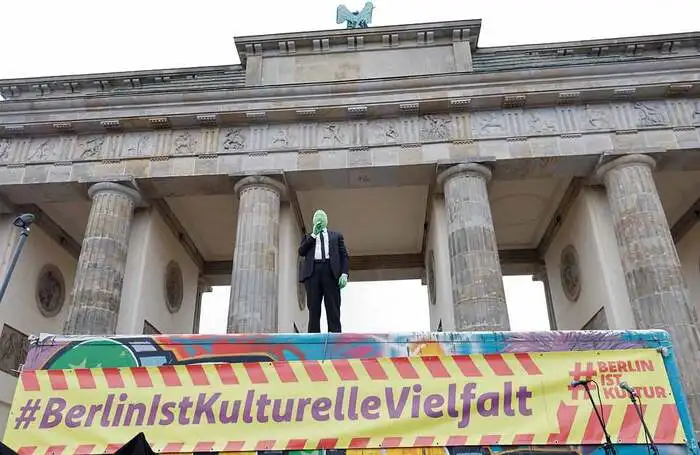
[313,228,330,260]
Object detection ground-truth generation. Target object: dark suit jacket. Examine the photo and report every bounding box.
[298,230,349,283]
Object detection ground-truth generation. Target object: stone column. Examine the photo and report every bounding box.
[228,176,285,333]
[64,182,141,335]
[597,154,700,428]
[437,163,510,331]
[533,266,557,330]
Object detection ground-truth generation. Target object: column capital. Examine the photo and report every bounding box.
[234,175,286,199]
[437,163,492,189]
[595,154,656,182]
[87,182,142,206]
[532,265,548,283]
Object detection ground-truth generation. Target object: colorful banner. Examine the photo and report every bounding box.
[3,349,686,454]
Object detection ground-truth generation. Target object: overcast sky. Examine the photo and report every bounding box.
[2,0,697,333]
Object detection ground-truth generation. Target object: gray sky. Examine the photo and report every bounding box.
[2,0,697,333]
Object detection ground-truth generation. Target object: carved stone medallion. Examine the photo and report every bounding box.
[560,245,581,302]
[164,260,183,313]
[35,264,65,317]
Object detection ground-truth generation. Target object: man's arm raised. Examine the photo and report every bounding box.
[298,234,316,256]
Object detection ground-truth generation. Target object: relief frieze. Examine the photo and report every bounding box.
[474,111,507,137]
[634,102,667,127]
[420,115,451,141]
[221,128,246,151]
[123,132,153,158]
[580,104,612,131]
[0,138,12,162]
[0,99,698,166]
[524,109,558,135]
[173,130,199,155]
[26,138,58,162]
[78,135,105,160]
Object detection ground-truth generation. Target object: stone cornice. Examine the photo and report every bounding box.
[0,65,244,101]
[476,30,700,54]
[1,26,697,103]
[234,20,482,65]
[2,58,700,138]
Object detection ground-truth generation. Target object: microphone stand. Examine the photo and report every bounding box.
[623,388,659,455]
[580,382,617,455]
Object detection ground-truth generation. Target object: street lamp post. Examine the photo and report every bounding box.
[0,213,35,305]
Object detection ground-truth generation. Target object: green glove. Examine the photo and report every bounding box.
[338,273,348,289]
[312,222,323,235]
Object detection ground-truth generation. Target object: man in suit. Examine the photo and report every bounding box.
[298,209,349,333]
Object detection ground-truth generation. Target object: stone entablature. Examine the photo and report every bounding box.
[1,57,699,137]
[0,99,698,170]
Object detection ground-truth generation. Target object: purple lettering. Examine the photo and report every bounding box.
[385,386,409,418]
[476,392,499,417]
[147,395,161,425]
[39,398,65,429]
[295,398,311,422]
[271,399,293,423]
[255,394,270,423]
[124,403,146,426]
[84,404,102,428]
[65,405,86,428]
[311,398,331,421]
[194,393,220,424]
[178,396,193,425]
[360,396,381,420]
[447,384,458,418]
[457,383,476,429]
[243,391,255,424]
[333,387,345,421]
[411,384,422,418]
[516,386,533,416]
[219,399,241,424]
[100,394,114,427]
[503,382,515,417]
[111,393,127,427]
[347,387,359,420]
[424,394,444,418]
[159,402,176,425]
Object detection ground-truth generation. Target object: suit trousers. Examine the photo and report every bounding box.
[305,261,342,333]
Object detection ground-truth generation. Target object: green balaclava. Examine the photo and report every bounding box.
[312,209,328,234]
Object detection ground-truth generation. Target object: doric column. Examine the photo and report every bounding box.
[533,266,557,330]
[192,277,212,334]
[228,176,285,333]
[437,163,510,331]
[597,154,700,427]
[64,182,141,335]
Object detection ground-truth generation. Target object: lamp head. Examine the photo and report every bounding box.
[13,213,35,229]
[312,209,328,230]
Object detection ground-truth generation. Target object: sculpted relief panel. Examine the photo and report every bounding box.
[0,99,699,166]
